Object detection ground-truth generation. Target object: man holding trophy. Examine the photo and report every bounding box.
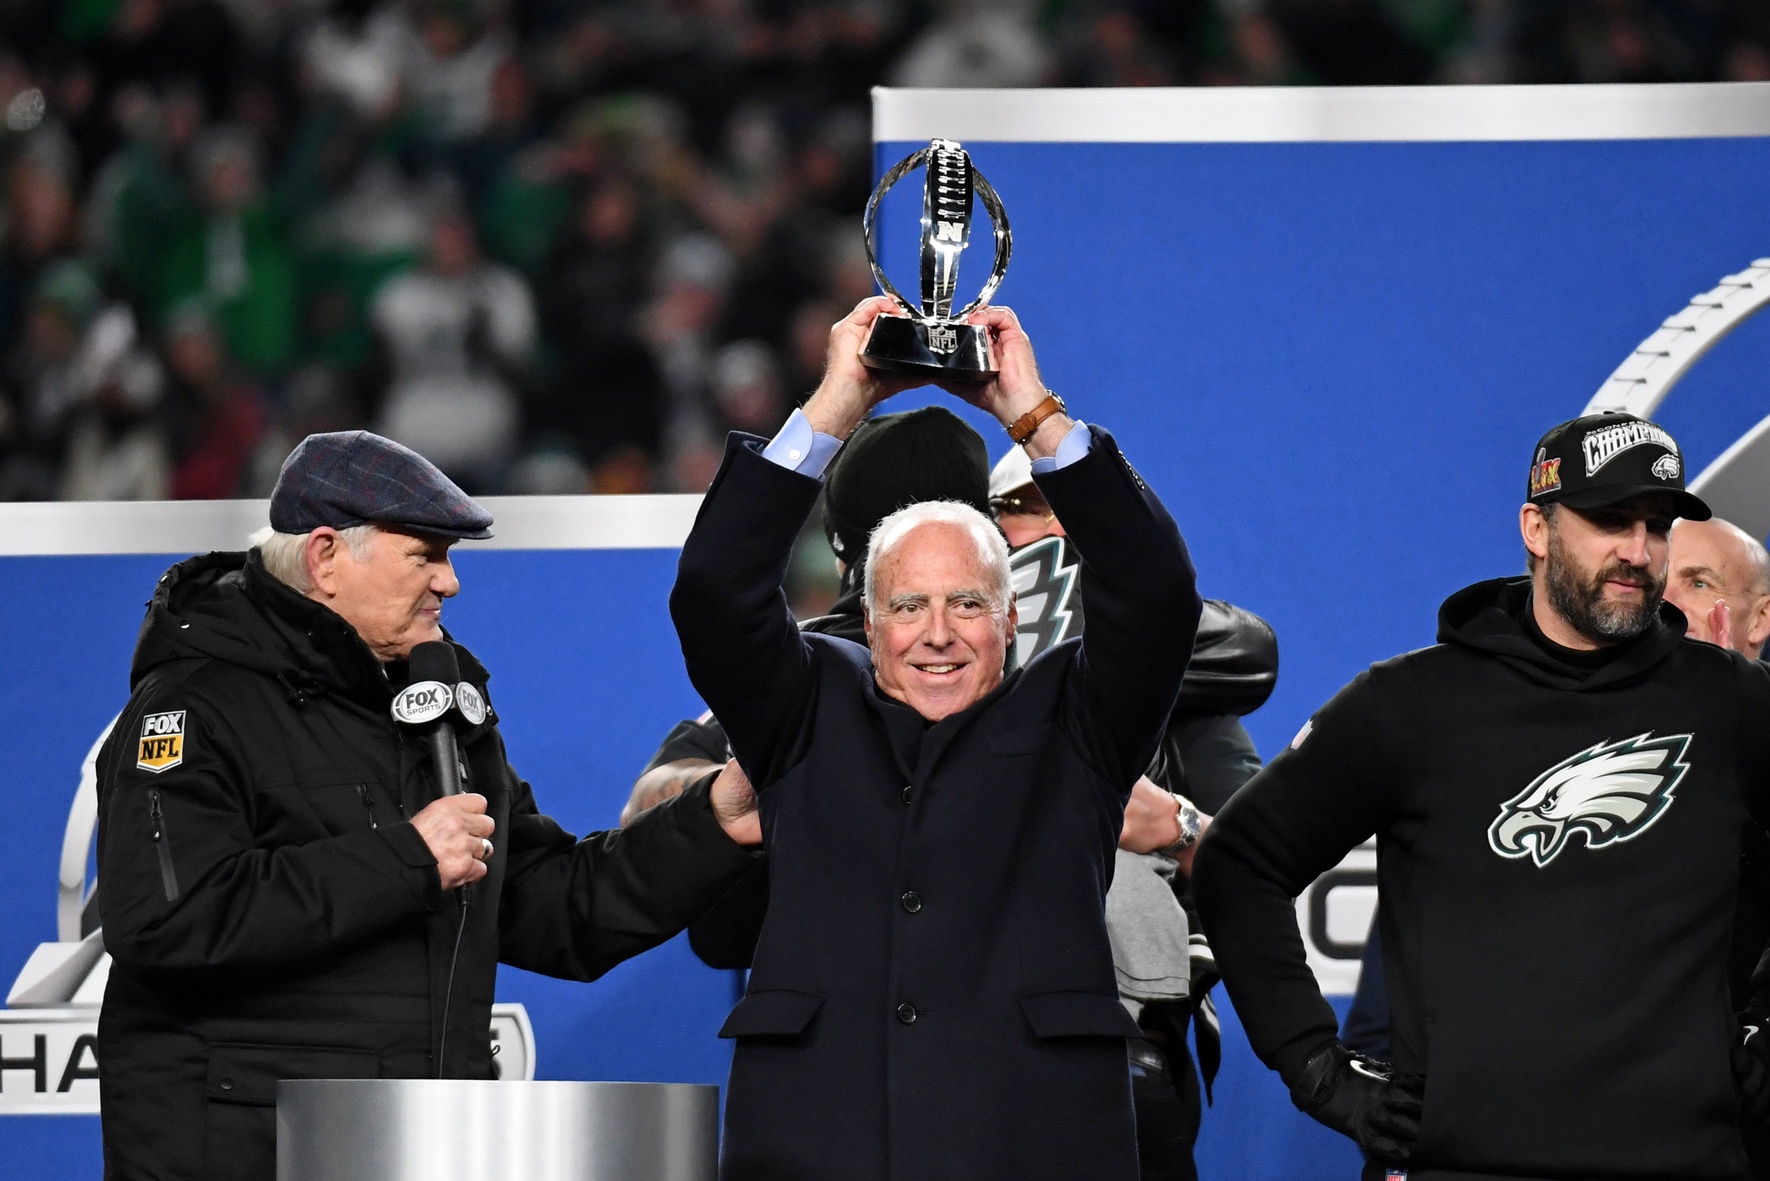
[670,141,1202,1180]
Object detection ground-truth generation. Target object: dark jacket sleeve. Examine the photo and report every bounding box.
[97,680,441,973]
[497,766,760,980]
[1191,668,1397,1084]
[644,716,734,773]
[1035,426,1201,792]
[1158,713,1263,814]
[670,434,825,788]
[687,859,770,969]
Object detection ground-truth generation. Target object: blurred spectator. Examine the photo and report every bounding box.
[83,81,207,301]
[890,0,1054,88]
[154,125,297,374]
[369,206,534,490]
[643,232,733,481]
[709,338,785,435]
[537,177,666,472]
[1,0,1766,503]
[160,301,271,498]
[402,0,511,144]
[1,131,81,357]
[46,288,171,501]
[301,0,408,122]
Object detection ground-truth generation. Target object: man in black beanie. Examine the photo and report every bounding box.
[620,405,993,965]
[819,404,993,603]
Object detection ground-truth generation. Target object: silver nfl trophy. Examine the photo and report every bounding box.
[860,138,1012,381]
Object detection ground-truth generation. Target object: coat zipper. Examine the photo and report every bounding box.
[148,790,179,902]
[358,784,379,829]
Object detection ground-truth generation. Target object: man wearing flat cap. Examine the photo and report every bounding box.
[94,431,763,1181]
[1196,412,1770,1181]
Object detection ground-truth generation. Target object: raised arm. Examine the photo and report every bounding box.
[942,305,1200,790]
[1036,428,1199,789]
[671,297,921,785]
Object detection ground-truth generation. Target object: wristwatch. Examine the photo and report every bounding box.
[1157,793,1203,859]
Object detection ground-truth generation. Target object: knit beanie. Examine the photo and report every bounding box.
[821,406,991,571]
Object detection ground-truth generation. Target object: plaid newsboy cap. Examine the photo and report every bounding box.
[269,431,494,540]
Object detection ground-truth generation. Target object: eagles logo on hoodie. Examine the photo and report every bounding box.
[1488,732,1692,867]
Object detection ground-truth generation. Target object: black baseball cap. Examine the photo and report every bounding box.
[1526,411,1710,521]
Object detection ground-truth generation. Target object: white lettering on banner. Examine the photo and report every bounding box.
[1581,420,1676,476]
[0,1004,538,1115]
[1297,840,1376,996]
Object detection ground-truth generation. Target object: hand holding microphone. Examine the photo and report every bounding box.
[412,793,494,889]
[394,641,495,889]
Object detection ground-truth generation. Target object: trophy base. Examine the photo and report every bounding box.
[859,314,993,381]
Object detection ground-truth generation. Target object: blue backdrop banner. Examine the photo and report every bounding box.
[6,82,1770,1180]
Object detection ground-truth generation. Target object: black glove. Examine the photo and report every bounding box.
[1289,1041,1425,1164]
[1733,1015,1770,1123]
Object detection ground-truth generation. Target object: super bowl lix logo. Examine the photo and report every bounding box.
[1488,732,1691,868]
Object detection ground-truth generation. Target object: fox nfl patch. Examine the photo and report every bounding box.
[137,711,187,773]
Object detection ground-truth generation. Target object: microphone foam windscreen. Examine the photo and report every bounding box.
[408,640,460,686]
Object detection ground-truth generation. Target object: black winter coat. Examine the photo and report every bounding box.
[96,551,756,1181]
[671,428,1200,1181]
[1195,576,1770,1181]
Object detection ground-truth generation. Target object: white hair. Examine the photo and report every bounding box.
[249,524,378,592]
[863,501,1012,615]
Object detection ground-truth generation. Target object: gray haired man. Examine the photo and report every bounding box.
[96,431,760,1181]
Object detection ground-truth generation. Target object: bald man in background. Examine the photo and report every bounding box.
[1668,514,1770,1180]
[1665,516,1770,659]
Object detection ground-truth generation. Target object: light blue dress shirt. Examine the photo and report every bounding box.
[761,407,1092,479]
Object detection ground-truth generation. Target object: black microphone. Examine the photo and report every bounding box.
[395,640,465,797]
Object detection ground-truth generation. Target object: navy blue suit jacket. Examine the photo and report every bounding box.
[671,426,1200,1181]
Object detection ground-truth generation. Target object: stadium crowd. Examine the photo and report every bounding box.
[2,0,1768,503]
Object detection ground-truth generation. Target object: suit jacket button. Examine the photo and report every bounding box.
[901,891,922,913]
[902,785,913,803]
[896,1002,918,1024]
[219,1078,234,1091]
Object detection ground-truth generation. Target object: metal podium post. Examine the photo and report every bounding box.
[277,1080,719,1181]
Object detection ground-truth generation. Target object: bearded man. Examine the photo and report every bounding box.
[1195,411,1770,1181]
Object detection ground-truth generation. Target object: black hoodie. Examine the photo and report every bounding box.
[95,550,756,1181]
[1194,575,1770,1181]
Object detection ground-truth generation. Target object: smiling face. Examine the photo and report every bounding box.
[307,525,460,661]
[865,521,1016,722]
[1522,496,1674,648]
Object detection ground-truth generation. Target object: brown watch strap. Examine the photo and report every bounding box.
[1005,393,1066,445]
